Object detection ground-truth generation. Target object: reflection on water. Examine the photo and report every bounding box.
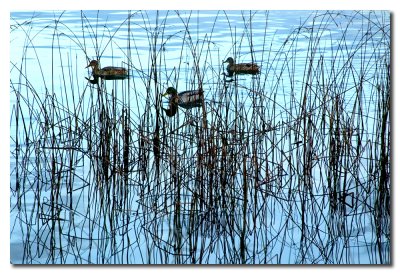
[10,10,390,264]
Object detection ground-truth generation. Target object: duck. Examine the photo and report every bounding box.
[223,57,260,77]
[85,60,128,84]
[161,87,203,117]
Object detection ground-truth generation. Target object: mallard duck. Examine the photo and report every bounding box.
[161,87,203,117]
[223,57,260,77]
[85,60,128,84]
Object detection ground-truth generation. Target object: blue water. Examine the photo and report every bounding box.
[10,10,390,264]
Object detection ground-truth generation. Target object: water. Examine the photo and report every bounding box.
[10,10,390,264]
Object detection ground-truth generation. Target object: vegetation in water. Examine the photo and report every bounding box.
[9,10,390,264]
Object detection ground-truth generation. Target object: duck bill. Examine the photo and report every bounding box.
[161,92,169,97]
[85,64,91,68]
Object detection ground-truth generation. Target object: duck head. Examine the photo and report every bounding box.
[223,57,235,65]
[86,60,99,69]
[162,87,178,97]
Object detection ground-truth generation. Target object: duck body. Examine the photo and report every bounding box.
[86,60,128,84]
[175,89,204,109]
[162,87,203,116]
[223,57,260,77]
